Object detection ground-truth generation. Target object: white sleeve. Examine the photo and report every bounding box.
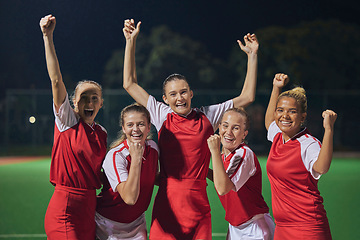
[147,95,172,132]
[53,93,79,132]
[200,99,233,130]
[301,138,322,180]
[102,148,130,192]
[267,121,281,142]
[230,148,257,192]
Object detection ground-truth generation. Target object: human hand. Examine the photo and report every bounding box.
[238,33,259,55]
[123,19,141,41]
[39,14,56,37]
[322,110,337,130]
[128,141,145,164]
[207,134,221,154]
[273,73,289,88]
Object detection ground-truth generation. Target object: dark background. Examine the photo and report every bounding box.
[1,0,359,90]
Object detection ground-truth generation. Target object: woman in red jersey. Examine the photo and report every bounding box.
[122,19,259,239]
[40,15,107,239]
[95,103,159,240]
[207,108,275,240]
[265,73,337,240]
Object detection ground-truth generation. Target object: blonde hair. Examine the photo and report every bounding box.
[110,103,152,149]
[278,87,307,113]
[223,107,250,130]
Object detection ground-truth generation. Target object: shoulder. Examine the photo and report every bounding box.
[234,144,256,162]
[106,141,130,160]
[95,123,107,134]
[146,139,159,153]
[297,129,321,148]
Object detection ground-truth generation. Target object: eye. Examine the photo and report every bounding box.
[234,126,240,130]
[126,123,133,128]
[276,108,283,113]
[221,123,228,128]
[92,96,99,101]
[139,122,145,126]
[290,110,297,114]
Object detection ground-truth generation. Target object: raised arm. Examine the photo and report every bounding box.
[39,15,66,111]
[207,135,235,196]
[232,33,259,108]
[123,19,149,107]
[312,110,337,175]
[265,73,289,130]
[116,142,144,205]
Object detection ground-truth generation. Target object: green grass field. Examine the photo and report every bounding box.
[1,157,360,239]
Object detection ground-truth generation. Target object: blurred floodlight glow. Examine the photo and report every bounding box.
[29,116,36,124]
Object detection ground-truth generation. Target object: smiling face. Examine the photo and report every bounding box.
[122,111,151,146]
[219,110,248,155]
[275,96,307,141]
[73,82,103,125]
[162,79,193,116]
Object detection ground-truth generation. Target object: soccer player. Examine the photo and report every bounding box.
[40,14,107,239]
[122,19,258,239]
[96,104,159,240]
[207,108,275,240]
[264,73,337,239]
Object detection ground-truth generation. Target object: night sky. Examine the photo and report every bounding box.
[0,0,359,90]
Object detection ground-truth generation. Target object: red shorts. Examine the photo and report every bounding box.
[150,178,211,240]
[274,222,332,240]
[44,185,96,240]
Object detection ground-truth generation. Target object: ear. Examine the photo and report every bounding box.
[100,99,104,108]
[162,94,169,105]
[73,98,78,111]
[190,90,193,99]
[301,112,307,122]
[243,130,249,140]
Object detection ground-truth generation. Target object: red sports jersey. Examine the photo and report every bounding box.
[50,96,107,189]
[97,139,159,223]
[147,95,233,239]
[218,143,269,226]
[267,121,331,239]
[45,96,107,239]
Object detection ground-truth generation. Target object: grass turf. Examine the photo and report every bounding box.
[0,157,359,239]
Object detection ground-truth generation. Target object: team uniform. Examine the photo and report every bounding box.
[147,95,233,240]
[96,139,159,240]
[218,143,275,240]
[266,121,332,240]
[44,94,107,240]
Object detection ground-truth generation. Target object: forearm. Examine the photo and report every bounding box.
[212,152,235,195]
[118,163,142,205]
[265,85,281,129]
[313,128,334,175]
[123,38,137,89]
[233,53,258,108]
[43,35,66,106]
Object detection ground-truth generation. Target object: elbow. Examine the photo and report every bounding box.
[123,197,138,206]
[215,187,230,196]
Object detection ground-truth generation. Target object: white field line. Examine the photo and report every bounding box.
[0,233,227,238]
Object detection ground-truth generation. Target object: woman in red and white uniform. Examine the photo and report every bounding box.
[122,19,259,239]
[264,73,337,240]
[95,103,159,240]
[40,15,107,239]
[207,108,275,240]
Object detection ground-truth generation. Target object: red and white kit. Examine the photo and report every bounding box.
[96,139,159,240]
[44,95,107,240]
[147,95,233,240]
[219,143,274,240]
[267,121,332,240]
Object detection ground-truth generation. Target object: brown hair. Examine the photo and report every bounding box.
[110,103,152,149]
[162,73,190,95]
[70,80,103,107]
